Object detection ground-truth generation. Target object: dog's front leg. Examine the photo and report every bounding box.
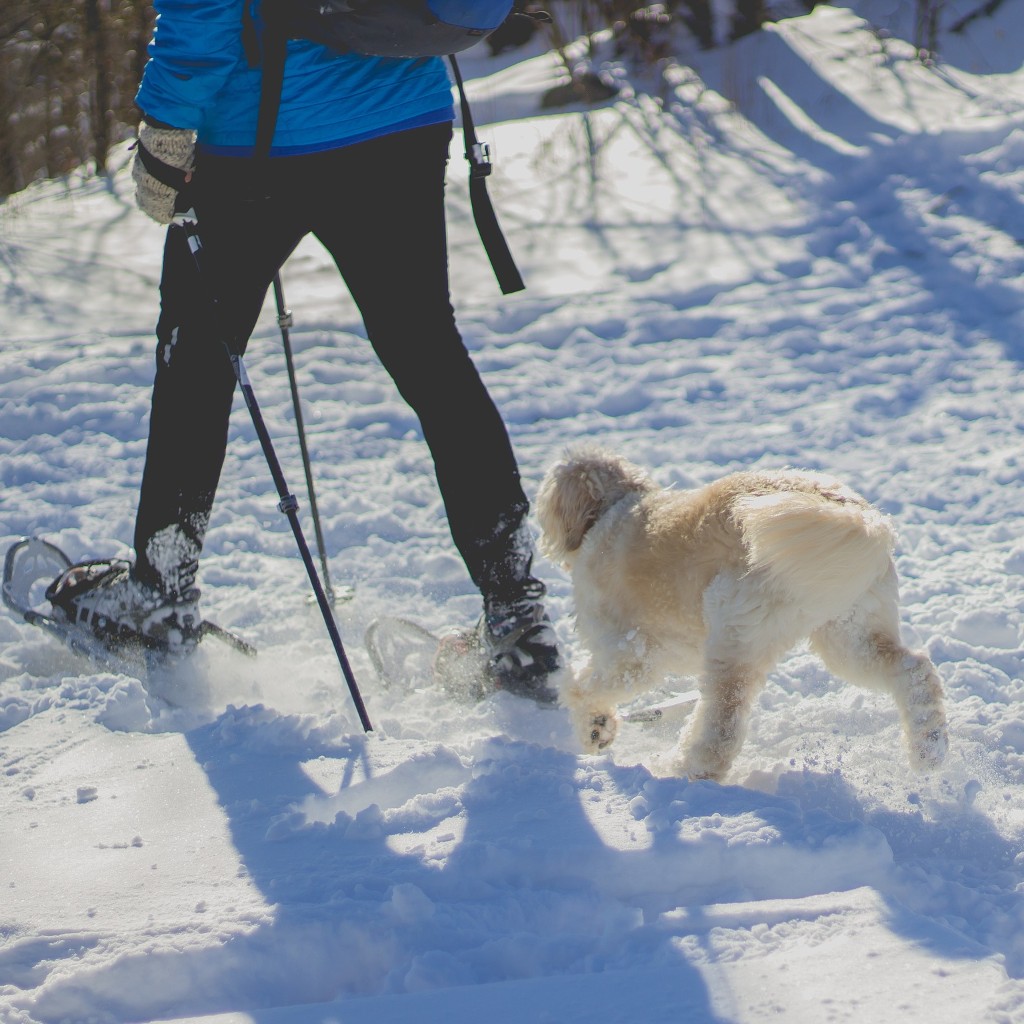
[563,664,621,753]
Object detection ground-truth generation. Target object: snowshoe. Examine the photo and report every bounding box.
[364,613,561,705]
[363,616,492,702]
[619,689,701,724]
[3,537,256,671]
[364,616,441,692]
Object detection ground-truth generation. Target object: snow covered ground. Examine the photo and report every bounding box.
[2,2,1024,1021]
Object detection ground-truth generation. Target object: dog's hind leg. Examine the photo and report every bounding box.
[674,573,789,782]
[673,658,770,781]
[809,570,948,773]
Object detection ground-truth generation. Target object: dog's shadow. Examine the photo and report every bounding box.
[764,763,1024,973]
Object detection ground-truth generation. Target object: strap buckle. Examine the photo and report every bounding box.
[470,141,492,178]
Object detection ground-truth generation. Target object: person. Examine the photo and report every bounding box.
[46,0,562,702]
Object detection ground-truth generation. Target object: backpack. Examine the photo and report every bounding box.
[247,0,544,293]
[280,0,518,60]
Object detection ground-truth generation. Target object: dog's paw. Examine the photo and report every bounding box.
[908,713,949,773]
[578,711,618,753]
[673,746,728,783]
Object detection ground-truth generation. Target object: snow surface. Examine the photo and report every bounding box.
[3,2,1024,1021]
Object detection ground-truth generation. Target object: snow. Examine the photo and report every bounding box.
[3,2,1024,1021]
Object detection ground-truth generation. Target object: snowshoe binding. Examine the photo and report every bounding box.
[46,557,202,659]
[478,582,562,704]
[434,612,562,704]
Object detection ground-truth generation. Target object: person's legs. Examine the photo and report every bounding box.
[307,125,561,694]
[59,127,561,689]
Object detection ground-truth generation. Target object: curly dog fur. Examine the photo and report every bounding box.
[536,446,948,781]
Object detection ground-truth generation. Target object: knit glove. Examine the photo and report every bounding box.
[131,122,197,225]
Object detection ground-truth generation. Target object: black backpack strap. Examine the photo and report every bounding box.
[247,14,524,294]
[254,0,288,164]
[448,55,525,295]
[241,0,261,68]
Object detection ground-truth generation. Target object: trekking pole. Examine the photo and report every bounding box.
[272,272,337,606]
[180,219,372,734]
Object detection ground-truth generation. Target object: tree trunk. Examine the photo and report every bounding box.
[85,0,111,172]
[0,68,20,194]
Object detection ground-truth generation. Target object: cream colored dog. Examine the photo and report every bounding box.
[536,446,948,781]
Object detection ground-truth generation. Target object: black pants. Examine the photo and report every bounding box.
[134,122,530,599]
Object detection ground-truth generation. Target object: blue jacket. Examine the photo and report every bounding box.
[135,0,455,155]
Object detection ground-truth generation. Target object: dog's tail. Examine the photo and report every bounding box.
[734,489,895,617]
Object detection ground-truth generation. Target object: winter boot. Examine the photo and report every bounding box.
[481,579,563,703]
[46,558,201,658]
[434,579,563,704]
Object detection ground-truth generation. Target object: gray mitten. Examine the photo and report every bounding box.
[131,122,197,224]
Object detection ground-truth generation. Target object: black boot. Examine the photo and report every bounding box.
[478,576,562,703]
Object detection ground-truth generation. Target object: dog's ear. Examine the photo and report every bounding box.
[536,459,601,564]
[536,447,651,564]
